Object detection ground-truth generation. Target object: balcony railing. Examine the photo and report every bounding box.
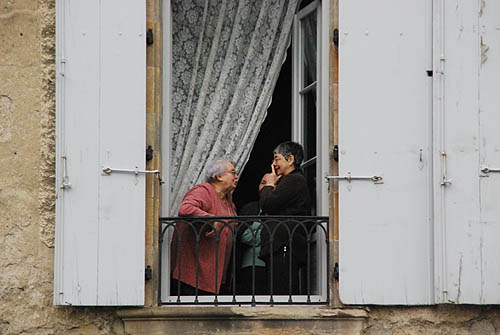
[159,216,329,305]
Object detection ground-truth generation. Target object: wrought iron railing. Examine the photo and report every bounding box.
[159,216,329,305]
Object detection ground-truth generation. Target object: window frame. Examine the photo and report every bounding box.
[160,0,332,305]
[292,0,329,217]
[292,0,331,302]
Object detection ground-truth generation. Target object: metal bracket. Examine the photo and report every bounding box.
[441,178,452,186]
[324,172,383,184]
[333,145,339,162]
[440,152,452,186]
[102,166,163,184]
[60,57,66,77]
[146,28,154,45]
[60,181,72,189]
[60,155,72,189]
[333,28,339,46]
[146,145,154,162]
[145,265,152,280]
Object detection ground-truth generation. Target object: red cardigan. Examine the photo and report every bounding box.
[171,183,236,294]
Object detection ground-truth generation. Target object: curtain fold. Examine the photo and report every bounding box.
[170,0,298,214]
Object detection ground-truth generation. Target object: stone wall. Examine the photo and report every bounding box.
[0,1,121,334]
[0,0,499,334]
[365,306,500,335]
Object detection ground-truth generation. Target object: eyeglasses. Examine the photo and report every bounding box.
[273,155,289,163]
[226,169,237,176]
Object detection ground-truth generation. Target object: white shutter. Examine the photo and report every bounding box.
[433,0,500,304]
[54,0,146,306]
[338,0,434,304]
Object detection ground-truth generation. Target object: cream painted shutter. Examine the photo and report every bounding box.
[338,0,434,304]
[433,0,500,304]
[54,0,146,305]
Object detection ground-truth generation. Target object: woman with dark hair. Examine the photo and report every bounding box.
[259,141,310,214]
[258,141,311,295]
[170,159,238,295]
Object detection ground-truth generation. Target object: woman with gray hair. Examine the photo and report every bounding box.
[171,159,238,295]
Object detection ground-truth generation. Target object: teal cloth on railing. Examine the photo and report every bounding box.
[240,221,265,268]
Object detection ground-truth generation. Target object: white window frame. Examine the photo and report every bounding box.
[292,0,329,217]
[292,0,330,303]
[160,0,330,304]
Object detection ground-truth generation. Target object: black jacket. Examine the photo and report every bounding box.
[258,169,311,260]
[259,169,310,215]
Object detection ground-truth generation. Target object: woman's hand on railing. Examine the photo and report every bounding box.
[204,221,223,238]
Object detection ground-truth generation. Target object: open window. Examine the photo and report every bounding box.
[160,0,330,304]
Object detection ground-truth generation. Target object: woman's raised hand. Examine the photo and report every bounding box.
[264,165,281,187]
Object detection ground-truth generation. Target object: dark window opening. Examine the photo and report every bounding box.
[233,48,292,211]
[299,0,316,10]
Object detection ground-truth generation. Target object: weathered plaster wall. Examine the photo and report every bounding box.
[364,305,500,335]
[0,1,121,334]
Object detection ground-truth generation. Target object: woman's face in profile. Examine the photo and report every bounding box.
[218,162,238,192]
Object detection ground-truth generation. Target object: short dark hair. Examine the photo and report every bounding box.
[273,141,304,168]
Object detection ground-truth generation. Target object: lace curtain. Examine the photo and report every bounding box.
[170,0,298,214]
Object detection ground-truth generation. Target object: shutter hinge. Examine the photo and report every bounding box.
[146,29,154,46]
[426,70,433,77]
[146,145,153,162]
[333,28,339,46]
[334,262,339,281]
[333,145,339,162]
[145,265,152,280]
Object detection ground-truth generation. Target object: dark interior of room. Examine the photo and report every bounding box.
[232,48,292,211]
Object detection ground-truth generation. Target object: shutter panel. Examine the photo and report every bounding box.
[434,0,500,304]
[54,0,146,306]
[338,0,434,304]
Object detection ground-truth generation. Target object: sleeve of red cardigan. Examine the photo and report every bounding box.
[178,185,214,217]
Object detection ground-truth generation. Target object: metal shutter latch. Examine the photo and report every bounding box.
[102,166,163,184]
[481,166,500,174]
[324,172,383,184]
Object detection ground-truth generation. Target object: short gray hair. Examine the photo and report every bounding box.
[204,158,233,183]
[274,141,304,168]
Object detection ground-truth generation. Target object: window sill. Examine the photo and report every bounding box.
[117,305,368,320]
[118,306,368,334]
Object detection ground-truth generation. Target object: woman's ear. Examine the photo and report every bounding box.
[215,174,224,182]
[287,154,295,166]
